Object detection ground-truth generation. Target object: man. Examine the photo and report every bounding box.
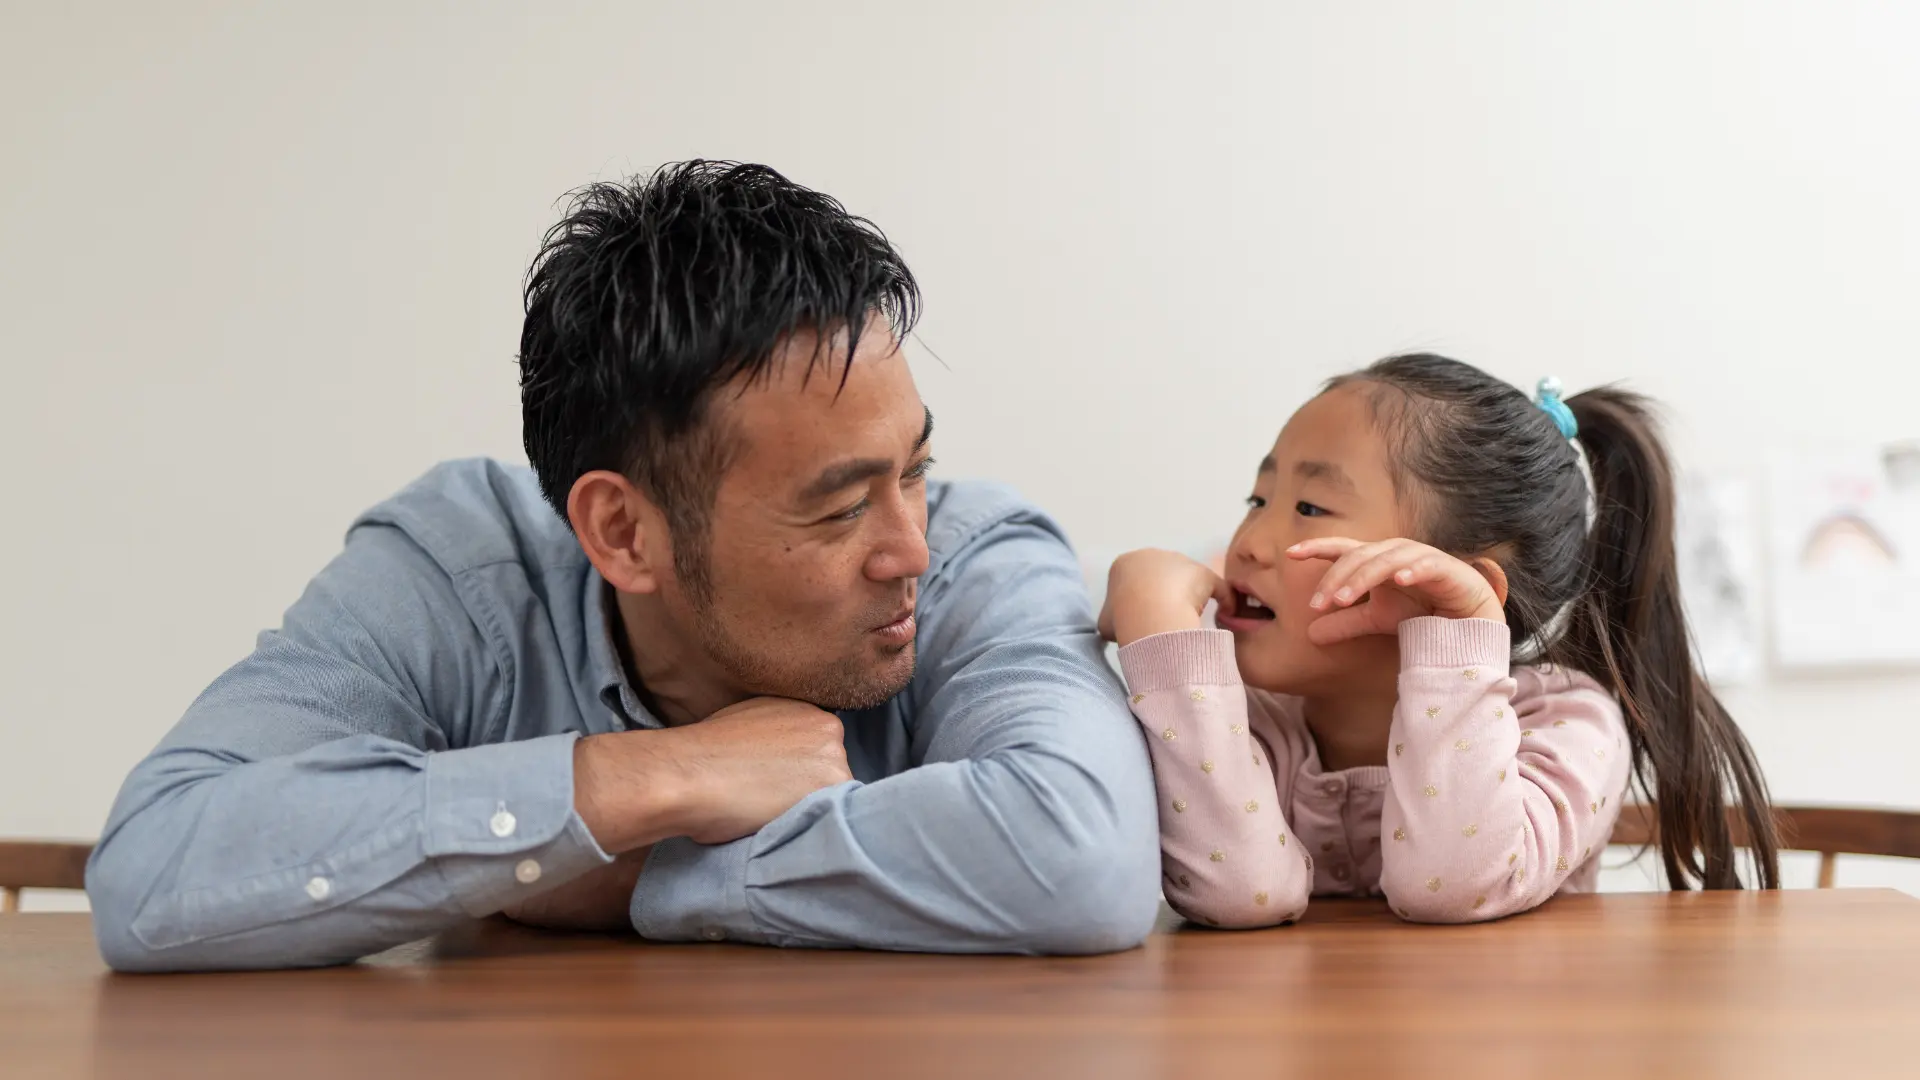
[86,162,1160,971]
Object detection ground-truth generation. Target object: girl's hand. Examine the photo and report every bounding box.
[1286,537,1508,646]
[1099,549,1235,646]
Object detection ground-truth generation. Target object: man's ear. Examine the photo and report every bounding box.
[568,470,665,594]
[1466,555,1510,608]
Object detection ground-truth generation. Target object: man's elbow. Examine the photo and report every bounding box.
[1008,839,1161,955]
[85,843,174,973]
[1030,893,1159,956]
[93,918,170,974]
[84,829,281,974]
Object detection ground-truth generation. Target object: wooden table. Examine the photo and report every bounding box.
[4,890,1917,1079]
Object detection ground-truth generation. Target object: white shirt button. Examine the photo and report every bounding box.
[514,859,542,885]
[700,927,726,942]
[304,876,332,901]
[489,809,518,838]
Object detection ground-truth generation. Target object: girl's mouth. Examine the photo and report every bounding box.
[1232,588,1276,621]
[1218,587,1277,633]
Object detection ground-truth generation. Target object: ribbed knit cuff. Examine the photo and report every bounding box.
[1397,617,1512,673]
[1117,629,1242,692]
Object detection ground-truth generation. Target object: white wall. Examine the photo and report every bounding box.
[4,2,1918,907]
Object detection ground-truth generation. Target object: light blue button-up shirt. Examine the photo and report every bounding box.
[86,460,1160,970]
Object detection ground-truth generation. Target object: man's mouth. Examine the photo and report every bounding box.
[872,608,917,644]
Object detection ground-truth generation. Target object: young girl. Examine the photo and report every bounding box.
[1101,354,1778,926]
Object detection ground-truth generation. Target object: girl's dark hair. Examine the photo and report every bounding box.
[1329,354,1779,890]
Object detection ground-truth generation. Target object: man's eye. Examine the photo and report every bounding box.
[1296,501,1330,518]
[830,500,869,523]
[905,456,936,481]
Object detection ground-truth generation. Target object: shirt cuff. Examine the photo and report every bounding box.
[1117,629,1241,693]
[425,733,614,916]
[1397,617,1512,674]
[630,835,754,944]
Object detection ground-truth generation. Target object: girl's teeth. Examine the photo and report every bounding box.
[1245,596,1266,609]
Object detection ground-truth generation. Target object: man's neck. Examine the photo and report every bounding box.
[612,589,748,727]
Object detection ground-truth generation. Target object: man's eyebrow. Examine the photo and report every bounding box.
[797,409,937,504]
[798,458,895,503]
[1294,460,1357,491]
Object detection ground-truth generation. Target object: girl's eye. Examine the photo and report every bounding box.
[1295,501,1330,518]
[1245,495,1267,510]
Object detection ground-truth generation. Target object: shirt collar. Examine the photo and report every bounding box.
[583,570,661,730]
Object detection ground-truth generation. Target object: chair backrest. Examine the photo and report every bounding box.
[0,841,93,913]
[1610,804,1920,887]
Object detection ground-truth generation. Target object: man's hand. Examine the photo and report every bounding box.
[1099,549,1235,647]
[656,697,854,844]
[571,697,853,853]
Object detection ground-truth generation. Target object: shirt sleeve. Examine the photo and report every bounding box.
[1378,617,1630,923]
[1117,629,1311,929]
[628,512,1162,955]
[85,525,613,972]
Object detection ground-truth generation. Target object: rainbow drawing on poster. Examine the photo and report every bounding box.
[1767,443,1920,670]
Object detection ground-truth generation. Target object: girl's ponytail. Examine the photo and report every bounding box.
[1562,388,1780,889]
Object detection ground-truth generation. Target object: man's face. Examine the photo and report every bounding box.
[660,322,934,711]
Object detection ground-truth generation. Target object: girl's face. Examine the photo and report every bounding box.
[1220,383,1412,696]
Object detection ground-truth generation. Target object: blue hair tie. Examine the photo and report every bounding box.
[1535,376,1578,439]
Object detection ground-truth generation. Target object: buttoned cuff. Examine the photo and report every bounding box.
[426,733,614,916]
[630,835,754,944]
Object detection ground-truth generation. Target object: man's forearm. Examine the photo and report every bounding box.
[89,733,615,971]
[554,699,864,938]
[571,731,693,854]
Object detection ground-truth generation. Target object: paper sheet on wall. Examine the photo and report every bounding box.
[1767,443,1920,670]
[1677,474,1764,686]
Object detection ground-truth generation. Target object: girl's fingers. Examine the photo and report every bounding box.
[1325,543,1431,606]
[1310,540,1414,608]
[1207,571,1237,613]
[1302,540,1391,608]
[1393,552,1484,609]
[1297,537,1489,615]
[1293,536,1500,630]
[1389,553,1452,591]
[1304,603,1384,645]
[1286,537,1366,562]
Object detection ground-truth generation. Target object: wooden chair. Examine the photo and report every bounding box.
[1610,803,1920,887]
[0,841,93,912]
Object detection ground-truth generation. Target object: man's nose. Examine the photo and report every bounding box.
[868,498,930,583]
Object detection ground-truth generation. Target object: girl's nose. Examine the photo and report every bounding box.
[1229,527,1276,571]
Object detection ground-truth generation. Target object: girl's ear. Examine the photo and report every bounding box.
[1466,556,1510,608]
